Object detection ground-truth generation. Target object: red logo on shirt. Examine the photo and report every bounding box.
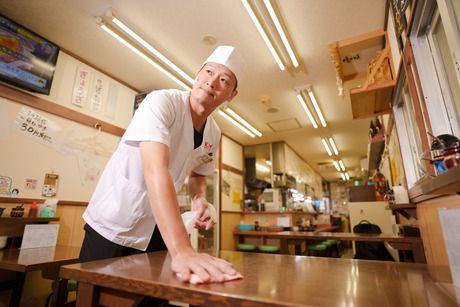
[204,141,213,149]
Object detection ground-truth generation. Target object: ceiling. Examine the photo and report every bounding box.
[0,0,387,182]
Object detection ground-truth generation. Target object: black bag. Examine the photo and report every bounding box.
[353,220,395,261]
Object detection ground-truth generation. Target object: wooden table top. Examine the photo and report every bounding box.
[234,230,422,243]
[0,245,81,272]
[60,251,459,307]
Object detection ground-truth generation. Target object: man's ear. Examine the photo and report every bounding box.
[228,89,238,102]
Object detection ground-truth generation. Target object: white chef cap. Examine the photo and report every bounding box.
[201,45,245,82]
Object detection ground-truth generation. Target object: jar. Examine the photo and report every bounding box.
[443,143,460,169]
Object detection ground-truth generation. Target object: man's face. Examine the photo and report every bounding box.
[191,63,238,108]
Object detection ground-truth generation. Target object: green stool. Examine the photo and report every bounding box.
[258,245,280,253]
[307,243,328,257]
[325,240,340,257]
[237,243,257,252]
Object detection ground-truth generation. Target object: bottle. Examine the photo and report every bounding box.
[373,170,386,201]
[28,202,38,217]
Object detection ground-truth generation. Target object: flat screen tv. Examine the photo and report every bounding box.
[0,14,59,95]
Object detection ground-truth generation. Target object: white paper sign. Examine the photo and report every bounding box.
[439,207,460,287]
[71,66,91,107]
[20,224,59,249]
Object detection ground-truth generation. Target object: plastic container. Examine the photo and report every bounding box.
[237,224,254,231]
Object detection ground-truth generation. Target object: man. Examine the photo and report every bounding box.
[80,46,244,285]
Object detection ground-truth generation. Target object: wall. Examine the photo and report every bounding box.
[220,135,244,250]
[0,50,137,306]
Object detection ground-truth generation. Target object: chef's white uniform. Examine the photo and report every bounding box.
[83,89,221,251]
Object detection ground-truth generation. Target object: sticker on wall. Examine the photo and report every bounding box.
[0,176,12,195]
[42,173,59,197]
[24,178,38,190]
[71,66,92,108]
[14,107,61,147]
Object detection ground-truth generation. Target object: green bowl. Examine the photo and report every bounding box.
[237,243,257,251]
[258,245,280,253]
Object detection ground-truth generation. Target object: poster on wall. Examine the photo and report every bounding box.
[221,169,243,212]
[89,75,108,113]
[0,176,12,195]
[42,173,59,197]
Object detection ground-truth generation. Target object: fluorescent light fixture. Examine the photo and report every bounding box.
[256,163,271,173]
[338,160,346,171]
[217,110,256,138]
[263,0,299,67]
[97,14,193,91]
[296,93,318,128]
[241,0,285,70]
[307,89,327,127]
[328,137,339,155]
[265,160,272,166]
[332,161,341,172]
[340,173,346,180]
[225,107,262,137]
[321,138,332,156]
[345,172,350,180]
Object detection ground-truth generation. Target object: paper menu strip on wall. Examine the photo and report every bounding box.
[439,207,460,287]
[20,224,59,249]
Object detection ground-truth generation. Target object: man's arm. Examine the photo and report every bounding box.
[139,141,236,283]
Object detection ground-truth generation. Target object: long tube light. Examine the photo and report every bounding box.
[111,17,195,85]
[296,93,318,128]
[241,0,285,70]
[321,138,332,156]
[328,137,339,155]
[217,110,256,138]
[345,172,350,180]
[307,89,327,127]
[98,22,192,91]
[225,108,262,137]
[339,160,346,171]
[263,0,299,67]
[333,161,341,172]
[340,173,346,180]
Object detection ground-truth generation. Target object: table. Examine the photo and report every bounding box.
[0,245,80,307]
[59,250,459,307]
[234,230,426,262]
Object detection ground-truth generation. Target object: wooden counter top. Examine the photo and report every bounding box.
[60,250,459,307]
[409,164,460,203]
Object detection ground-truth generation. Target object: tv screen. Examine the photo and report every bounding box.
[0,14,59,95]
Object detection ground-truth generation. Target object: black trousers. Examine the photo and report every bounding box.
[79,224,169,306]
[79,223,167,262]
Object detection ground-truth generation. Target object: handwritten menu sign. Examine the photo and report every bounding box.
[71,66,92,108]
[14,107,61,146]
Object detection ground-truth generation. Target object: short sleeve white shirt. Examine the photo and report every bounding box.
[83,89,221,250]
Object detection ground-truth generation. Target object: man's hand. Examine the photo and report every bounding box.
[171,249,241,284]
[191,196,216,230]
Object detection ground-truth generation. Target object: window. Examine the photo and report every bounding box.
[393,73,425,187]
[427,11,460,134]
[409,0,460,137]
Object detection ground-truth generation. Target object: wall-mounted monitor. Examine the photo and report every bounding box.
[0,14,60,95]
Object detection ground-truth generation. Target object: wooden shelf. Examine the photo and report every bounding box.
[350,80,395,119]
[329,29,395,119]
